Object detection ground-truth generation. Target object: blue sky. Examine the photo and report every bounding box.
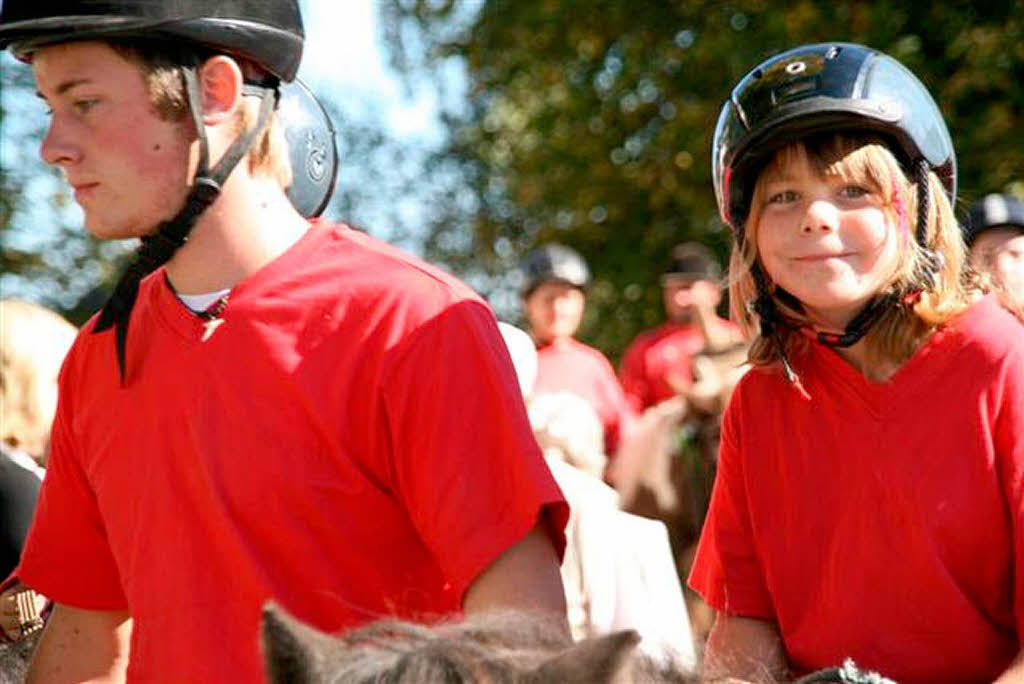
[298,2,449,145]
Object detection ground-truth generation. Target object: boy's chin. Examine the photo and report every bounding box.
[84,216,160,242]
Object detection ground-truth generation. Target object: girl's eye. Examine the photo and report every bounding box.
[839,185,870,198]
[767,190,798,204]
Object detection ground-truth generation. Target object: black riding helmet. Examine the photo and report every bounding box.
[519,244,591,299]
[713,43,956,354]
[661,242,722,284]
[0,0,337,383]
[714,42,956,233]
[0,0,304,81]
[964,193,1024,247]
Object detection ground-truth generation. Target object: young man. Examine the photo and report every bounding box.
[619,243,742,414]
[965,192,1024,311]
[0,2,568,681]
[519,243,634,458]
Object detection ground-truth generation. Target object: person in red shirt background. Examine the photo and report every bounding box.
[964,192,1024,316]
[520,243,634,459]
[619,243,743,415]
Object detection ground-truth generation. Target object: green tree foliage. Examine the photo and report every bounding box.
[382,0,1024,359]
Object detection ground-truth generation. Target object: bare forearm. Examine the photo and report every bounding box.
[702,613,788,683]
[27,604,132,684]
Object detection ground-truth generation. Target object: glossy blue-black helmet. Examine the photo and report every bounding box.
[713,42,956,235]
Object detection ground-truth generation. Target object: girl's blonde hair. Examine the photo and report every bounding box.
[728,133,977,371]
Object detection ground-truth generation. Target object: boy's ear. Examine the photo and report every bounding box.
[260,601,336,684]
[197,55,244,125]
[528,629,641,683]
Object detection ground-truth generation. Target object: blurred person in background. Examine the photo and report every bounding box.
[520,243,635,461]
[619,243,743,415]
[613,245,747,647]
[498,322,697,670]
[965,192,1024,316]
[0,299,75,646]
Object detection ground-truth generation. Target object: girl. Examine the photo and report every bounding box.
[689,43,1023,682]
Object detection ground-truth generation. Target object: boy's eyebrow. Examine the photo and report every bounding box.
[35,77,93,100]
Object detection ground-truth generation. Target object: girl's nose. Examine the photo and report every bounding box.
[802,199,839,234]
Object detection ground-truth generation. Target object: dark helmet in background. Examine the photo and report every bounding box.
[712,42,956,236]
[661,242,722,285]
[519,244,591,298]
[964,193,1024,247]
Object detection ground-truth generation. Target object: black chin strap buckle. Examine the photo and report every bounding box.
[193,176,221,203]
[817,330,858,348]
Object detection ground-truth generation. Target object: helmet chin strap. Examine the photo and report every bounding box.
[93,64,277,385]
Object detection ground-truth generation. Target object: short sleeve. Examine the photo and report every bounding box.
[381,298,568,602]
[687,391,774,619]
[17,372,127,610]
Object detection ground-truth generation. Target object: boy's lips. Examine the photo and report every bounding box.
[71,182,99,202]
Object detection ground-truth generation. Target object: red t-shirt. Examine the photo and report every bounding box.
[689,296,1024,682]
[534,337,634,455]
[619,319,739,412]
[19,222,568,682]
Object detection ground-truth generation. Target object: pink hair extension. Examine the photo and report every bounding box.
[891,181,910,246]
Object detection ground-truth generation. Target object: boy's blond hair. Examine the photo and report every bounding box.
[728,133,977,371]
[110,42,292,189]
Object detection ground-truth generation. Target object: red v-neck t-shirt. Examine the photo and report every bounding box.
[19,221,568,682]
[690,295,1024,682]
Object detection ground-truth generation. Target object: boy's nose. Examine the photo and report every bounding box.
[40,119,81,167]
